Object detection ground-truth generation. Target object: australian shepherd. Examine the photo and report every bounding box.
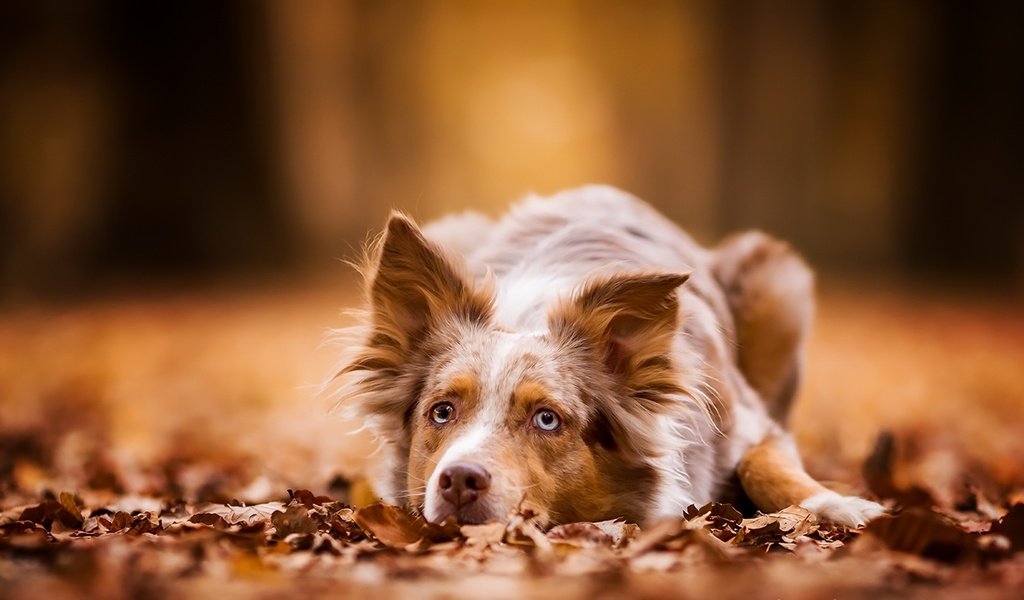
[334,185,884,528]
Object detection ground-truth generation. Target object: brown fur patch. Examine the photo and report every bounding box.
[737,437,825,513]
[547,271,695,461]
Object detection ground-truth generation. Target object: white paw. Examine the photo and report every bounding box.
[799,490,886,528]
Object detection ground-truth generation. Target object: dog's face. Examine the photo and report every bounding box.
[342,214,690,525]
[408,328,602,523]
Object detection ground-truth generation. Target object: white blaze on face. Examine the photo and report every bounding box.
[494,274,565,330]
[422,333,524,523]
[422,411,500,524]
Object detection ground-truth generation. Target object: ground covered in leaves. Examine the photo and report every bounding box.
[2,278,1023,598]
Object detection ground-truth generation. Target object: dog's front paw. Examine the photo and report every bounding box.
[799,490,885,528]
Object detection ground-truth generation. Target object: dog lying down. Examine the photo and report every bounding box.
[334,185,885,528]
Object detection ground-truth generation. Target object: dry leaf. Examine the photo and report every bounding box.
[197,502,286,526]
[287,488,333,508]
[989,503,1024,553]
[863,431,938,508]
[18,498,83,531]
[461,521,506,546]
[271,506,319,538]
[547,522,615,548]
[188,512,230,529]
[593,519,640,548]
[861,508,977,564]
[58,491,84,527]
[354,503,459,548]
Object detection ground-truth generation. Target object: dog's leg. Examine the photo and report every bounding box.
[737,436,885,527]
[712,231,814,424]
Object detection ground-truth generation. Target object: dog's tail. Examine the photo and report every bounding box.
[711,231,815,423]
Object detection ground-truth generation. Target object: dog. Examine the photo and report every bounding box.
[334,185,884,528]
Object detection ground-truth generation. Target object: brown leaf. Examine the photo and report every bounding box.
[736,519,785,548]
[732,506,813,550]
[197,502,286,526]
[0,522,57,552]
[126,512,161,535]
[271,506,319,538]
[108,511,133,531]
[188,512,231,529]
[460,521,506,547]
[628,517,737,564]
[58,492,84,527]
[861,508,977,564]
[79,515,107,535]
[503,509,555,567]
[18,498,82,531]
[627,517,699,556]
[546,522,614,548]
[684,502,744,525]
[283,532,316,550]
[327,507,364,542]
[0,521,51,538]
[593,518,640,548]
[684,503,744,541]
[287,489,334,508]
[863,431,937,508]
[100,511,161,535]
[989,503,1024,553]
[354,503,459,548]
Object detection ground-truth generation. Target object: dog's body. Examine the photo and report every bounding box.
[337,185,883,527]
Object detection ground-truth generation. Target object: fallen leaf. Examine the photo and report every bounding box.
[188,512,231,529]
[863,431,938,508]
[287,489,333,508]
[547,522,615,548]
[989,503,1024,553]
[354,503,459,548]
[593,518,640,548]
[18,499,82,531]
[861,508,977,564]
[58,492,84,527]
[461,521,506,546]
[271,506,319,538]
[684,503,744,541]
[326,508,364,542]
[197,502,286,526]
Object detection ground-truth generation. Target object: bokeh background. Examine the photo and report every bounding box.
[1,1,1022,505]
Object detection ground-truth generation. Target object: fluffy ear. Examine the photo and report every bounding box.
[367,212,492,354]
[549,271,689,381]
[335,213,492,500]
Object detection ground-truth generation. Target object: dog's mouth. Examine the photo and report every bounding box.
[425,500,497,525]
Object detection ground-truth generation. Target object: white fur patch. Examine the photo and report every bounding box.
[423,422,495,522]
[495,274,564,329]
[799,490,886,527]
[422,336,520,522]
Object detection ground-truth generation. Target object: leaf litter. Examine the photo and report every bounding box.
[3,288,1024,599]
[4,432,1024,600]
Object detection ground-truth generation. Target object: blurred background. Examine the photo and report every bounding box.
[1,1,1022,504]
[2,0,1022,297]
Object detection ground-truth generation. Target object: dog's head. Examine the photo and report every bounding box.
[338,213,694,525]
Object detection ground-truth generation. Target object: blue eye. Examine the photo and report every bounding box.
[533,409,561,432]
[430,402,455,424]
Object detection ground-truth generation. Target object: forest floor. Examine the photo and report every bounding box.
[2,276,1023,599]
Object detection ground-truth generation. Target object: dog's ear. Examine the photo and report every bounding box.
[368,212,491,354]
[334,214,490,503]
[549,271,689,381]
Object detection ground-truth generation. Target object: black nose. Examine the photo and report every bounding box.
[438,461,491,508]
